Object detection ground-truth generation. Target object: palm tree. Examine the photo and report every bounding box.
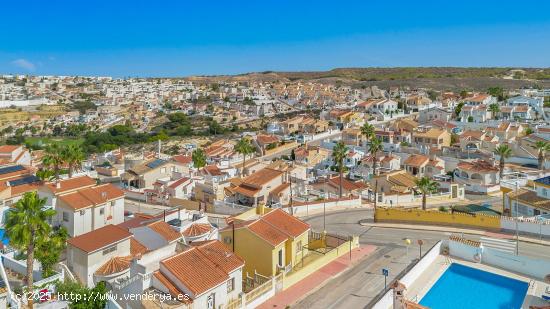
[331,141,349,198]
[42,144,65,180]
[5,192,56,308]
[369,138,383,176]
[63,144,85,178]
[360,122,375,150]
[192,148,207,169]
[494,144,512,179]
[235,138,255,177]
[488,103,500,119]
[535,141,549,170]
[415,177,439,210]
[36,169,55,182]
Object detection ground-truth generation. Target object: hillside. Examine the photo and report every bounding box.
[187,67,550,90]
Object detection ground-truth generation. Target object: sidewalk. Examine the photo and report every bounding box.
[360,221,550,246]
[257,245,376,309]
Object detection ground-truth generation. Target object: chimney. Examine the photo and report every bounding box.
[56,181,61,189]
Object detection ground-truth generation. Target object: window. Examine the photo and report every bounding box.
[99,208,104,215]
[227,278,235,293]
[278,249,283,267]
[102,245,117,255]
[62,212,69,222]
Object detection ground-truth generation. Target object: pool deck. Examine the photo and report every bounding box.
[405,255,549,308]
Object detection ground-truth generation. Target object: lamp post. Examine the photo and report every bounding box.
[418,239,424,258]
[515,183,519,255]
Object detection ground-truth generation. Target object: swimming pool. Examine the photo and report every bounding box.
[0,229,9,245]
[420,263,528,309]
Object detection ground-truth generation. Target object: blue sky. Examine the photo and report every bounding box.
[1,0,550,77]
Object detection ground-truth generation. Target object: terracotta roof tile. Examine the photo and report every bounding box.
[160,247,229,296]
[95,256,132,276]
[248,219,288,246]
[191,240,244,274]
[130,237,149,257]
[404,155,429,167]
[261,209,310,238]
[153,271,193,303]
[182,223,212,237]
[67,225,132,253]
[58,183,124,210]
[148,221,181,242]
[45,176,96,194]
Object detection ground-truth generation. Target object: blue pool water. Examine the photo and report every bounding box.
[420,263,528,309]
[0,229,8,245]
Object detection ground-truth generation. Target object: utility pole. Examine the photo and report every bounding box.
[323,181,327,232]
[289,172,293,215]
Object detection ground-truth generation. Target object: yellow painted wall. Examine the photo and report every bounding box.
[375,208,501,230]
[290,232,309,267]
[220,226,281,278]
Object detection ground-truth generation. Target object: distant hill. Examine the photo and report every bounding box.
[187,67,550,90]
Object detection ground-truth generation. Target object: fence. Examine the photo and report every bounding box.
[376,207,550,238]
[286,196,363,216]
[375,207,501,230]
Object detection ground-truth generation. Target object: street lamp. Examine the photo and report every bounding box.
[418,239,424,258]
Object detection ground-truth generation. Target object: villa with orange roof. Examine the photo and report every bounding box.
[0,145,31,166]
[453,159,500,194]
[226,167,290,207]
[219,208,310,277]
[152,240,244,309]
[38,176,125,236]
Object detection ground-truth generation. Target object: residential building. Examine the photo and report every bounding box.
[38,176,125,237]
[152,240,244,309]
[403,154,445,177]
[412,127,451,150]
[504,176,550,217]
[453,160,500,194]
[220,208,310,277]
[227,167,289,207]
[0,145,31,166]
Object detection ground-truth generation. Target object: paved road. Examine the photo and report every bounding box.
[293,208,550,309]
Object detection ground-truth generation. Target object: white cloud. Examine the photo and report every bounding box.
[11,58,36,71]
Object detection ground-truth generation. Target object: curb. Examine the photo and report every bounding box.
[359,221,550,246]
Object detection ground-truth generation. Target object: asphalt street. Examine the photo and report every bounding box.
[293,208,550,309]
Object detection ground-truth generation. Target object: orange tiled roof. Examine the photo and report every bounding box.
[67,225,131,253]
[248,219,289,246]
[172,155,192,165]
[241,168,283,188]
[58,183,124,210]
[182,223,212,237]
[261,209,310,238]
[153,271,193,303]
[457,160,498,173]
[404,155,429,167]
[130,237,149,257]
[160,247,229,296]
[191,240,244,274]
[95,255,132,276]
[148,221,181,242]
[0,145,21,153]
[45,176,96,194]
